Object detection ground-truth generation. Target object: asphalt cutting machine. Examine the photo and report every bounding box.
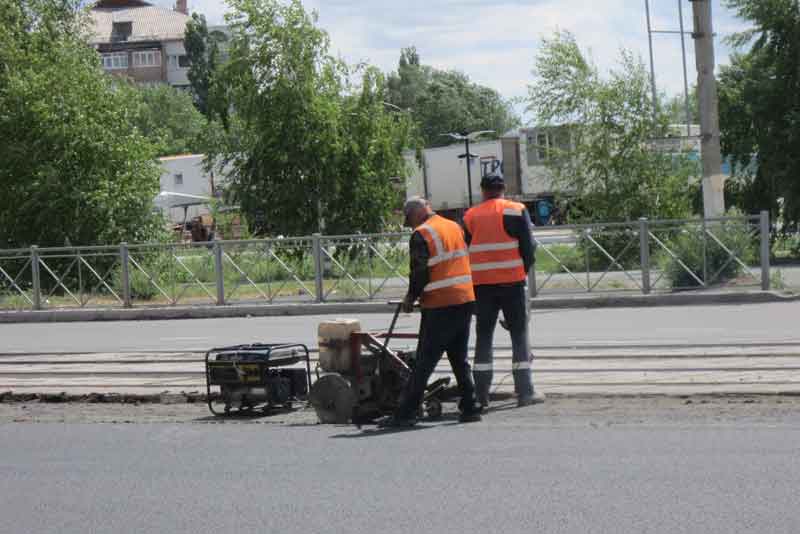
[309,304,450,425]
[205,343,312,416]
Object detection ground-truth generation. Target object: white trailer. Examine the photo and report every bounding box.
[405,129,560,214]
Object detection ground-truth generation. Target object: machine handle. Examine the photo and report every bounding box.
[382,302,403,350]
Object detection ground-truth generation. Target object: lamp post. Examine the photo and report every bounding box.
[440,130,495,207]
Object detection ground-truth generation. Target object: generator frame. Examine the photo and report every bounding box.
[205,343,312,416]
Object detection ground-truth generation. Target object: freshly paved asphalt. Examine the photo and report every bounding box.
[2,417,799,534]
[1,301,799,353]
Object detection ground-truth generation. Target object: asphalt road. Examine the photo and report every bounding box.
[2,406,799,534]
[1,301,799,353]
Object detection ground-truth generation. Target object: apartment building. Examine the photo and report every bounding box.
[89,0,192,88]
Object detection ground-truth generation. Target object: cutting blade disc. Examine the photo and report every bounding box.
[309,374,356,424]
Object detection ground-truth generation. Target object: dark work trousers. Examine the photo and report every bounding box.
[473,283,534,402]
[395,302,479,419]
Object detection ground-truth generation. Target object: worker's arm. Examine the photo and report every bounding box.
[504,207,536,273]
[462,222,472,246]
[404,231,430,310]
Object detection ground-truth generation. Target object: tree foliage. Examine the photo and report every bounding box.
[209,0,416,236]
[527,31,696,222]
[129,83,207,157]
[718,0,800,228]
[386,47,519,147]
[0,0,163,248]
[184,13,229,125]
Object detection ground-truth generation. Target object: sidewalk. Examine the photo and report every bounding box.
[1,288,798,324]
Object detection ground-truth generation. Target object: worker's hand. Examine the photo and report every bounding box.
[400,295,415,314]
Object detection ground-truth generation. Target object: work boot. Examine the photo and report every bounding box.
[377,414,418,428]
[517,390,546,408]
[458,410,482,423]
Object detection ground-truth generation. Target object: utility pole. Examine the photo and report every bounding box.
[691,0,725,217]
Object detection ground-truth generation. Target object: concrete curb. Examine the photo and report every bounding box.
[0,290,797,324]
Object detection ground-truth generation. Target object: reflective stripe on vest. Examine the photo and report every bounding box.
[464,199,528,285]
[424,274,472,292]
[473,363,493,372]
[469,241,518,253]
[512,361,531,370]
[471,259,525,272]
[415,215,475,309]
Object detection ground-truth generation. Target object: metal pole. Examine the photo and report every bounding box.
[465,137,473,207]
[639,218,651,295]
[119,242,132,308]
[584,229,591,292]
[30,246,41,310]
[645,0,659,121]
[527,264,537,301]
[213,241,225,306]
[760,210,771,291]
[312,233,324,303]
[702,218,709,285]
[678,0,692,137]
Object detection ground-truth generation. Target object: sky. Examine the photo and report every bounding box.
[153,0,749,120]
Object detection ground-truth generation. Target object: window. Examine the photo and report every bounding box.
[132,50,161,67]
[169,55,190,69]
[536,132,549,162]
[174,173,183,186]
[111,21,132,42]
[101,52,128,70]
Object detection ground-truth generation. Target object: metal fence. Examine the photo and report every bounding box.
[0,212,778,311]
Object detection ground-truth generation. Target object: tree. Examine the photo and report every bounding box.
[387,47,520,147]
[130,83,207,157]
[210,0,415,236]
[718,0,800,228]
[0,0,163,248]
[526,31,696,222]
[184,13,228,125]
[664,86,699,125]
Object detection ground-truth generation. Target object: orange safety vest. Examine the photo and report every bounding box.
[463,198,528,286]
[415,214,475,309]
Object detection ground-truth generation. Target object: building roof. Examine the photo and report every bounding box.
[89,1,191,44]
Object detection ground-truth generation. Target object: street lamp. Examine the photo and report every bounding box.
[440,130,495,207]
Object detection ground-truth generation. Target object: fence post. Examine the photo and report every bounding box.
[760,210,770,291]
[527,265,537,303]
[30,246,41,310]
[119,242,132,308]
[312,233,324,303]
[214,241,225,306]
[639,218,651,295]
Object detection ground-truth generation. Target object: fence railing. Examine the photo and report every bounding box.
[0,212,778,311]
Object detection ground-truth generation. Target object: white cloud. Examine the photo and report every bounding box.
[154,0,749,118]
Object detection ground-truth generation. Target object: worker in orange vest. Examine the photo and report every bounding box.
[379,197,483,427]
[463,172,546,408]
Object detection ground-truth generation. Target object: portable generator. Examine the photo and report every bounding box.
[205,343,311,416]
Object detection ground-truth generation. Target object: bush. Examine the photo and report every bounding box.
[578,229,642,272]
[656,217,758,289]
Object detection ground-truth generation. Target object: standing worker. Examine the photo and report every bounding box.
[463,172,545,408]
[379,197,483,427]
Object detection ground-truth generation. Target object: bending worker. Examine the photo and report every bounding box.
[463,172,545,408]
[380,197,483,427]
